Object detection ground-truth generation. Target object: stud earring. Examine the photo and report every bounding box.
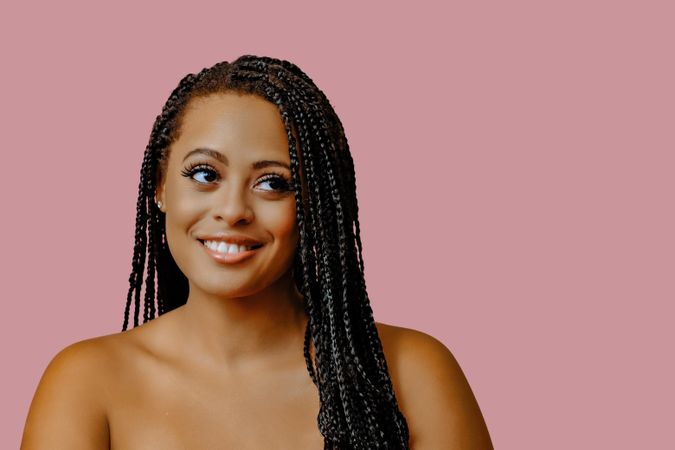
[156,200,163,209]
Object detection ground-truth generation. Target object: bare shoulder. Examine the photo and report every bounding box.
[374,321,494,450]
[21,333,124,449]
[22,311,188,449]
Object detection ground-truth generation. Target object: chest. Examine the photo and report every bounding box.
[107,363,325,450]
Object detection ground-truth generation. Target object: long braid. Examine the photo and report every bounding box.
[276,72,401,446]
[276,79,369,445]
[122,55,410,449]
[275,82,356,446]
[318,90,410,448]
[259,64,407,448]
[259,77,350,446]
[122,163,147,331]
[123,70,206,330]
[292,71,411,446]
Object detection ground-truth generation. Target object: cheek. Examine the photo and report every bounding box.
[173,197,203,224]
[261,200,298,246]
[164,182,203,225]
[162,187,205,265]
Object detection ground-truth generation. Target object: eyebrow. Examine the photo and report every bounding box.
[182,147,290,170]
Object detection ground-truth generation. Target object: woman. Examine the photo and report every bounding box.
[21,55,493,449]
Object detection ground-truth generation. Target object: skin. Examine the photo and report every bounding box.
[154,92,310,376]
[21,92,493,449]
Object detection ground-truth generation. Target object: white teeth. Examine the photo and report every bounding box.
[203,240,257,254]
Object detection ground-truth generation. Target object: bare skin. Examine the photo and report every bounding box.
[88,305,324,449]
[21,92,493,449]
[21,316,493,449]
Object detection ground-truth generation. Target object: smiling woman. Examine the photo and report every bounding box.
[155,93,303,308]
[20,55,493,450]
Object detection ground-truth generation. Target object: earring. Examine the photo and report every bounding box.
[156,200,163,209]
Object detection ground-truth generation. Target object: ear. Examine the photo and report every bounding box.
[155,167,166,213]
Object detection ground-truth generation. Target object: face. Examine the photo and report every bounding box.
[155,92,299,299]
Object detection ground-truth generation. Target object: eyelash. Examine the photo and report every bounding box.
[179,162,292,193]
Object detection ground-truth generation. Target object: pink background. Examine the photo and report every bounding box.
[2,1,673,448]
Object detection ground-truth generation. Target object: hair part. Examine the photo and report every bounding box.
[123,55,410,449]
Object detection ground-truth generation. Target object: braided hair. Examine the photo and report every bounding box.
[122,55,410,449]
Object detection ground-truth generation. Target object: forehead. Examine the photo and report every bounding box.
[172,92,290,161]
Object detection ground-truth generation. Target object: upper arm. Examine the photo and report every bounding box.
[21,339,110,450]
[394,328,493,450]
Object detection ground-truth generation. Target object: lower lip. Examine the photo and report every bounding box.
[199,241,262,264]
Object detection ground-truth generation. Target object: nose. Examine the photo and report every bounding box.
[213,181,254,226]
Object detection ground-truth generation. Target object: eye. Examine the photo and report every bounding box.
[180,162,219,184]
[256,173,292,193]
[180,162,292,193]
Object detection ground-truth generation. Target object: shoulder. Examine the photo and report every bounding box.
[21,334,121,449]
[374,322,494,450]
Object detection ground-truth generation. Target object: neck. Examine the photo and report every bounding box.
[175,271,309,373]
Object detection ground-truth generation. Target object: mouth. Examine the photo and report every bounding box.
[197,239,264,254]
[197,239,265,265]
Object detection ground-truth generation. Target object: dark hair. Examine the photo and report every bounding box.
[122,55,410,449]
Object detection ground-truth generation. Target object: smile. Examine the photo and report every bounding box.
[198,239,264,264]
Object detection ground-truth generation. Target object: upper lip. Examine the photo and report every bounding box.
[197,233,263,246]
